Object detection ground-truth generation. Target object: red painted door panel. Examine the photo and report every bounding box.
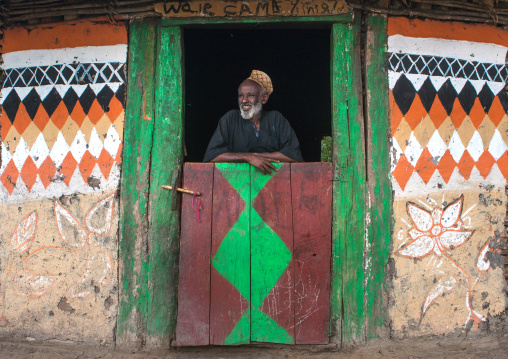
[175,163,214,346]
[175,162,332,346]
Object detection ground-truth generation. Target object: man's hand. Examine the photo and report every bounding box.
[209,152,283,175]
[245,153,277,175]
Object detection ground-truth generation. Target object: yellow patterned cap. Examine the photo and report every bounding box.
[248,70,273,96]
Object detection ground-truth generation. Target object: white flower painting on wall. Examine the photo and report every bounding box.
[396,195,492,328]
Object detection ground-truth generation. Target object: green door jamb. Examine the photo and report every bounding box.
[331,17,367,346]
[118,21,184,348]
[330,14,392,346]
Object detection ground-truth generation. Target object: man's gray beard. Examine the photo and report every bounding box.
[240,102,262,120]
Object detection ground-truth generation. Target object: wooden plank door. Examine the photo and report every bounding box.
[175,162,332,346]
[291,162,332,344]
[175,163,213,346]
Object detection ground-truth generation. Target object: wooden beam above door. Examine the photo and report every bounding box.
[155,0,349,19]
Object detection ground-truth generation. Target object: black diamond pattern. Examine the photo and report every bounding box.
[451,61,462,78]
[498,90,508,114]
[34,67,46,84]
[62,87,79,114]
[437,79,457,116]
[464,63,476,80]
[392,74,416,115]
[389,55,400,70]
[61,65,75,80]
[115,84,126,106]
[2,90,21,123]
[401,55,413,72]
[97,86,114,112]
[458,82,477,115]
[478,84,495,113]
[415,57,426,73]
[42,87,62,117]
[45,67,60,85]
[422,55,435,75]
[100,64,113,80]
[476,65,486,79]
[438,59,450,76]
[23,89,42,120]
[418,77,437,113]
[21,68,36,86]
[79,85,96,114]
[81,65,98,84]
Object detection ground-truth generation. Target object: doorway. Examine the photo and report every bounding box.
[183,27,331,162]
[119,17,391,347]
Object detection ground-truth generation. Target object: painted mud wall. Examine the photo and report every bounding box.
[0,21,126,342]
[388,18,508,337]
[0,12,507,347]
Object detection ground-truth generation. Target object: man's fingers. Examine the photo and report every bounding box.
[250,155,278,175]
[259,163,272,175]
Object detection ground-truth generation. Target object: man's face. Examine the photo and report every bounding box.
[238,80,268,120]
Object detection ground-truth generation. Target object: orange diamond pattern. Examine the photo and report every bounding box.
[393,154,414,190]
[20,157,38,191]
[13,103,32,135]
[79,150,97,183]
[98,148,114,178]
[476,151,496,178]
[38,156,57,188]
[436,150,456,183]
[0,160,19,194]
[458,151,476,180]
[0,84,125,195]
[390,76,508,190]
[0,108,11,140]
[496,151,508,178]
[58,152,78,186]
[414,149,436,184]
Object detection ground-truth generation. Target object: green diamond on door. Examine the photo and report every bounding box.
[212,163,293,344]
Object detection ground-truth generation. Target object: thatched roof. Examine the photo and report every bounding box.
[350,0,508,26]
[1,1,508,28]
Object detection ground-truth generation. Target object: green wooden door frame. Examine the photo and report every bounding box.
[331,15,392,346]
[117,13,391,348]
[118,21,184,348]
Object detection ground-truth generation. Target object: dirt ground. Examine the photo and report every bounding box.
[0,334,508,359]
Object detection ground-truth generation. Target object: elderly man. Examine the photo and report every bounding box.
[203,70,304,174]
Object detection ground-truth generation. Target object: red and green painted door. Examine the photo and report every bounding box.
[176,162,332,345]
[118,16,392,348]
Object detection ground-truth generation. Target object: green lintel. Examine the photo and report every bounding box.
[161,13,353,26]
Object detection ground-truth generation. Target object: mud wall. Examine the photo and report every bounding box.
[0,21,126,343]
[388,18,508,337]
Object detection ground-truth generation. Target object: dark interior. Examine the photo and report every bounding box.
[183,27,331,162]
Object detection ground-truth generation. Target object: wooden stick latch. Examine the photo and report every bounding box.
[162,185,201,196]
